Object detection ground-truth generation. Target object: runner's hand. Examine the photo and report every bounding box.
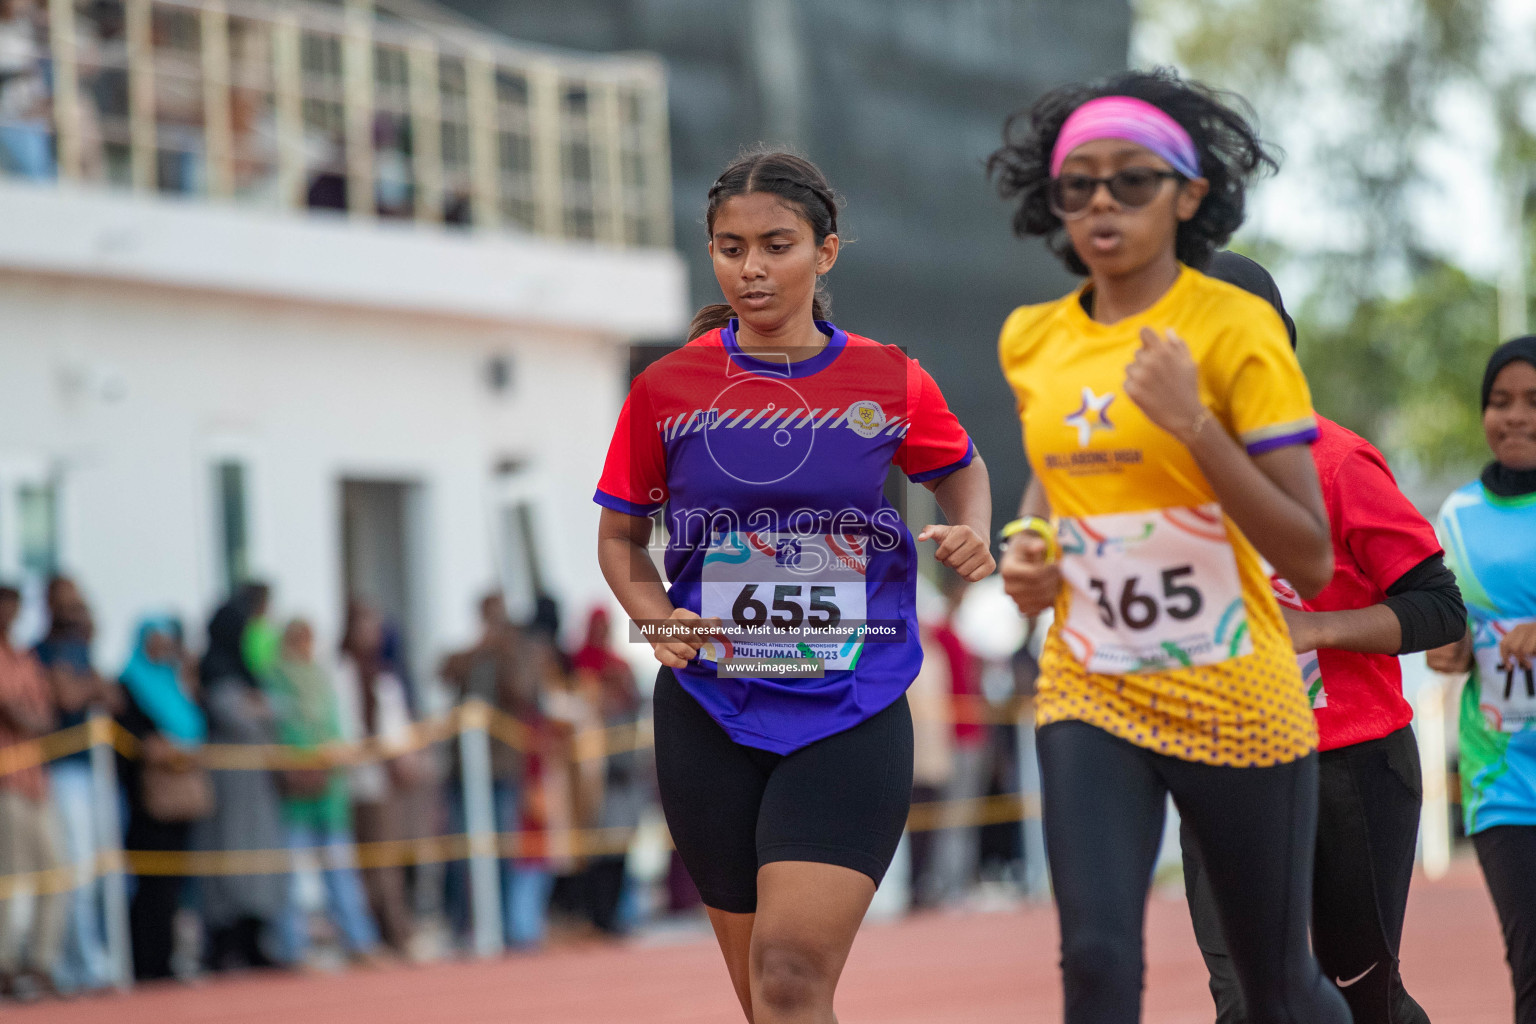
[1000,533,1060,616]
[1426,629,1472,673]
[1500,622,1536,670]
[650,607,722,669]
[918,524,995,582]
[1126,327,1207,444]
[1279,606,1323,654]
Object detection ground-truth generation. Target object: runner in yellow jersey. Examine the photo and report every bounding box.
[988,69,1350,1024]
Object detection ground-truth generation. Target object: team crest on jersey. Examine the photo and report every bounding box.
[775,538,802,567]
[847,400,887,438]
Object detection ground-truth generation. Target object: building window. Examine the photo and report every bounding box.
[15,482,57,580]
[498,500,547,624]
[214,460,251,595]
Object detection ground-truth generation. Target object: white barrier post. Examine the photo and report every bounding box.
[1016,705,1049,900]
[88,711,132,989]
[458,700,503,957]
[1415,674,1453,879]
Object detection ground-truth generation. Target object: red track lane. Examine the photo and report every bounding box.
[16,857,1507,1023]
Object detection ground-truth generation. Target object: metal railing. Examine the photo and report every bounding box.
[1,0,672,247]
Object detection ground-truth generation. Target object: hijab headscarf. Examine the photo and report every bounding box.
[572,608,638,717]
[270,625,341,747]
[1207,251,1296,349]
[200,585,261,688]
[341,600,384,734]
[1481,335,1536,499]
[121,616,206,745]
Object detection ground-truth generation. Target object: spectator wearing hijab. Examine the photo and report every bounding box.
[0,584,65,999]
[265,618,382,967]
[196,584,286,971]
[117,616,207,981]
[35,575,118,994]
[336,600,419,956]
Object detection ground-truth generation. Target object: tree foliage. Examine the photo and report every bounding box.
[1134,0,1529,480]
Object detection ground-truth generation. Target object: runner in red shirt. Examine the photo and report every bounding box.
[1180,252,1467,1024]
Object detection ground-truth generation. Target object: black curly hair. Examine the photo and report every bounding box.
[987,67,1278,275]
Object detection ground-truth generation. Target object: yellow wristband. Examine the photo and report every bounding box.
[1000,515,1059,563]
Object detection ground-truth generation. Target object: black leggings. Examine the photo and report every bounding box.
[1182,725,1430,1024]
[1037,720,1349,1024]
[1474,824,1536,1024]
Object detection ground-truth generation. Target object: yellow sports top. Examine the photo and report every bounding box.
[999,265,1319,767]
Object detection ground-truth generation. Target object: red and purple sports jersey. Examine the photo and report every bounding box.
[595,320,975,753]
[1304,415,1443,751]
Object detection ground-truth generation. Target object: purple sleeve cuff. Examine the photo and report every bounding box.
[1244,426,1320,456]
[593,488,664,517]
[907,438,977,483]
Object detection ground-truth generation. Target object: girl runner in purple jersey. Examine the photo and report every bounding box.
[595,150,993,1023]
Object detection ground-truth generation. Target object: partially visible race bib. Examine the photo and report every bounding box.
[1058,503,1251,675]
[1270,574,1325,709]
[1473,616,1536,733]
[699,531,868,670]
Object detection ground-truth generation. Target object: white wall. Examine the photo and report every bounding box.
[0,179,685,338]
[0,268,653,679]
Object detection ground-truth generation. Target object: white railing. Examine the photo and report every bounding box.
[0,0,672,248]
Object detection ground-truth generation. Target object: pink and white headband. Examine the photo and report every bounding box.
[1049,96,1201,180]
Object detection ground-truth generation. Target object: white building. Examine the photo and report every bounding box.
[0,0,686,685]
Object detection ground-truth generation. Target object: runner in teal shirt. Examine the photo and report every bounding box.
[1431,334,1536,1024]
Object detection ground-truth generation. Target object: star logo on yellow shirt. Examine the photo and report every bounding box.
[1064,387,1115,447]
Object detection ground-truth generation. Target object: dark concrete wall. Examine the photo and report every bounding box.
[448,0,1131,529]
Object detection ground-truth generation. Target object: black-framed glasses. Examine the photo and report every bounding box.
[1048,168,1185,219]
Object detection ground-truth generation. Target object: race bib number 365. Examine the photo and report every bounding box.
[1474,617,1536,733]
[700,531,868,670]
[1058,504,1251,675]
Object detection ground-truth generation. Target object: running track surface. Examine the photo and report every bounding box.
[19,857,1507,1024]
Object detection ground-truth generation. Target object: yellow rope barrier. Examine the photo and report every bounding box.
[0,696,1029,779]
[0,697,1044,896]
[0,790,1041,899]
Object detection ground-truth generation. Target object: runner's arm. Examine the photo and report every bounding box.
[1017,475,1049,518]
[918,456,995,581]
[597,508,716,668]
[1000,476,1060,616]
[1126,328,1332,598]
[1282,555,1466,655]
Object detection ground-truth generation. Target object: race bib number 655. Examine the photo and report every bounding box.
[699,531,868,670]
[1058,503,1251,675]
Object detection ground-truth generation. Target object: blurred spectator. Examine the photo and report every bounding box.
[83,0,126,182]
[117,615,207,981]
[196,583,286,971]
[571,608,646,935]
[336,599,418,957]
[505,598,572,948]
[36,575,117,993]
[439,591,538,951]
[264,618,381,967]
[0,583,64,999]
[150,9,203,193]
[0,0,52,180]
[228,20,275,196]
[374,113,412,218]
[919,576,987,907]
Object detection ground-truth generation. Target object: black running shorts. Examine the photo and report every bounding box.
[652,666,914,914]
